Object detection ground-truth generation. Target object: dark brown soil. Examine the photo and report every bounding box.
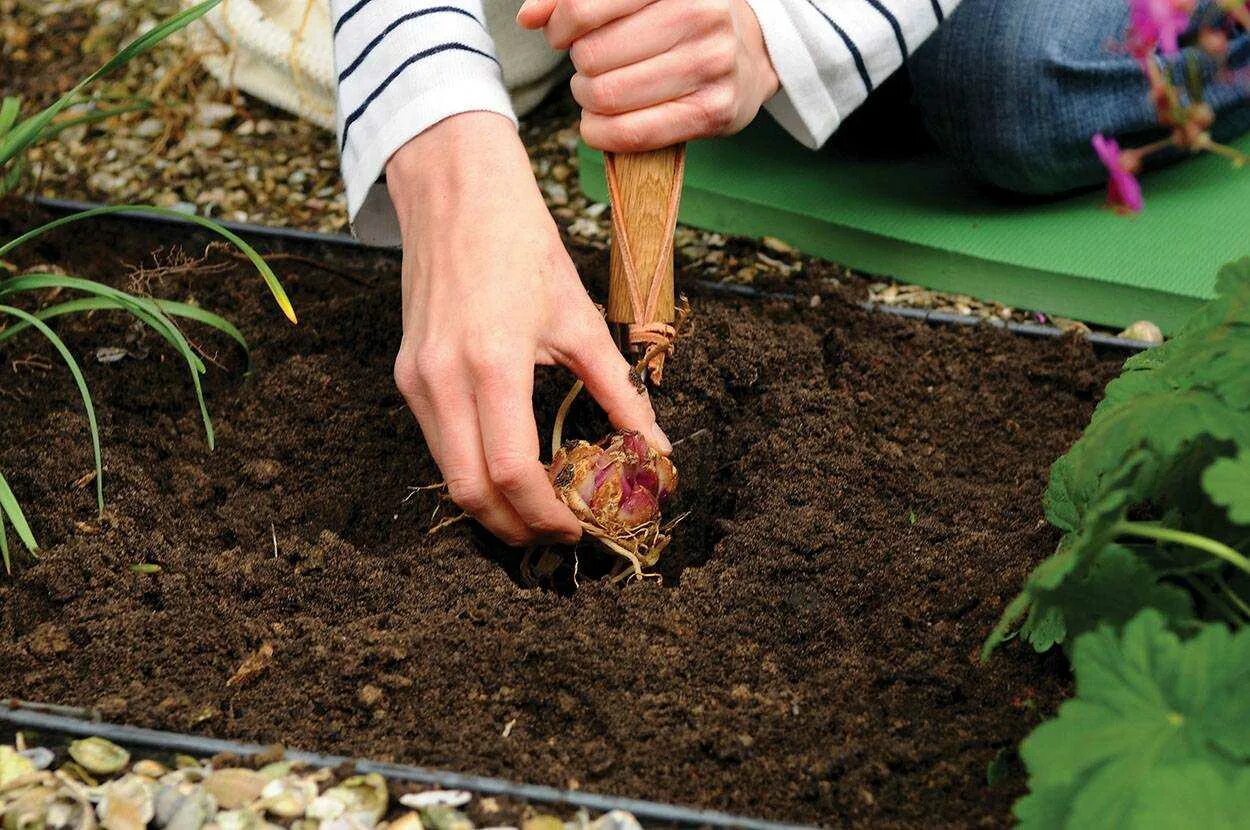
[0,202,1119,827]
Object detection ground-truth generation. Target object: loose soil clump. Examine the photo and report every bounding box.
[0,203,1119,826]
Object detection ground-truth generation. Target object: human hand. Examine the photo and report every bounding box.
[386,112,670,547]
[517,0,779,152]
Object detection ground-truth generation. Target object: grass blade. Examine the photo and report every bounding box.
[41,99,154,141]
[0,0,222,166]
[0,273,218,447]
[0,205,296,323]
[0,498,8,574]
[0,305,103,516]
[0,469,39,572]
[0,295,252,370]
[0,97,19,140]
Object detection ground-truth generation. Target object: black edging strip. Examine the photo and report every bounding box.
[1,703,816,830]
[27,196,1152,354]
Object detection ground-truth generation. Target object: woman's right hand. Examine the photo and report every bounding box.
[385,112,670,547]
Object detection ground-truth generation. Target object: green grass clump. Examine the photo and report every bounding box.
[0,0,296,571]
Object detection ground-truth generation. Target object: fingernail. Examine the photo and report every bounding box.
[654,424,673,454]
[517,0,537,16]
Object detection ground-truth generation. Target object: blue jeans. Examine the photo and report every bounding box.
[908,0,1250,195]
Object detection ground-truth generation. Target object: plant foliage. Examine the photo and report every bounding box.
[993,259,1250,825]
[987,259,1250,658]
[0,0,294,570]
[0,0,222,194]
[1015,611,1250,828]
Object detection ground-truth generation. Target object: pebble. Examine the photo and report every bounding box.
[185,129,223,149]
[195,102,236,127]
[1118,319,1164,344]
[398,792,472,809]
[134,118,165,138]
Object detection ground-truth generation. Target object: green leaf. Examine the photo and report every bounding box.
[0,469,38,572]
[1129,761,1250,830]
[1203,451,1250,526]
[0,305,103,515]
[1020,545,1195,652]
[0,97,20,140]
[1015,611,1250,828]
[0,295,252,370]
[0,205,296,324]
[1,273,217,448]
[0,0,222,167]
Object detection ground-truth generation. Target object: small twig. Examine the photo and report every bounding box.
[429,512,468,535]
[671,428,709,447]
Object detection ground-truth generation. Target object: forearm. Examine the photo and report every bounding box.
[331,0,516,239]
[744,0,961,147]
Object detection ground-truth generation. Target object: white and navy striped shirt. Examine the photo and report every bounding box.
[331,0,960,243]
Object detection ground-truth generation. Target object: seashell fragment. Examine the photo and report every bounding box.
[587,812,641,830]
[3,784,57,830]
[17,752,52,774]
[254,764,293,783]
[163,788,215,830]
[67,741,129,779]
[318,775,386,829]
[202,770,265,811]
[44,789,96,830]
[257,777,315,819]
[519,817,562,830]
[0,748,35,787]
[398,792,470,810]
[304,796,344,822]
[417,807,472,830]
[96,776,154,830]
[129,762,166,781]
[387,813,424,830]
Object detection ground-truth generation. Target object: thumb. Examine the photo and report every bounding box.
[558,317,672,454]
[516,0,557,29]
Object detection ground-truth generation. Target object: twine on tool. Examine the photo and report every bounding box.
[604,146,686,384]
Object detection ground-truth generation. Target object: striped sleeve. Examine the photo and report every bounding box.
[331,0,516,242]
[744,0,960,148]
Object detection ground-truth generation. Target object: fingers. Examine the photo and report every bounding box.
[567,2,685,76]
[571,49,713,116]
[537,0,653,50]
[515,0,557,29]
[473,353,582,544]
[556,312,671,454]
[579,89,739,152]
[396,346,546,547]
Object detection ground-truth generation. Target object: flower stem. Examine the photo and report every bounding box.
[1183,575,1244,627]
[1203,139,1250,166]
[1214,573,1250,619]
[1115,520,1250,576]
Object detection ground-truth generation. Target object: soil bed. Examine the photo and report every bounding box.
[0,203,1120,826]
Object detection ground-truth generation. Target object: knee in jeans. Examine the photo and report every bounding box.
[910,8,1100,195]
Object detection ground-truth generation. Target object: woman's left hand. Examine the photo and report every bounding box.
[517,0,779,152]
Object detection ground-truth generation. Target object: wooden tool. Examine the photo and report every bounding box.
[604,144,686,385]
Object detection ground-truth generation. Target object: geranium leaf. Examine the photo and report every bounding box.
[1203,451,1250,526]
[1016,611,1250,827]
[1020,545,1194,652]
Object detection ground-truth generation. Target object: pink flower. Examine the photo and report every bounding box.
[1127,0,1193,60]
[1092,134,1144,213]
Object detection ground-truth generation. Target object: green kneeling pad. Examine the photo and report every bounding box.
[579,118,1250,333]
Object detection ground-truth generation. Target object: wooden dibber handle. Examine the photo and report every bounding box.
[604,145,686,383]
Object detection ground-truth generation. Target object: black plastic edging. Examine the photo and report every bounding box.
[1,703,817,830]
[27,196,1151,353]
[28,197,362,248]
